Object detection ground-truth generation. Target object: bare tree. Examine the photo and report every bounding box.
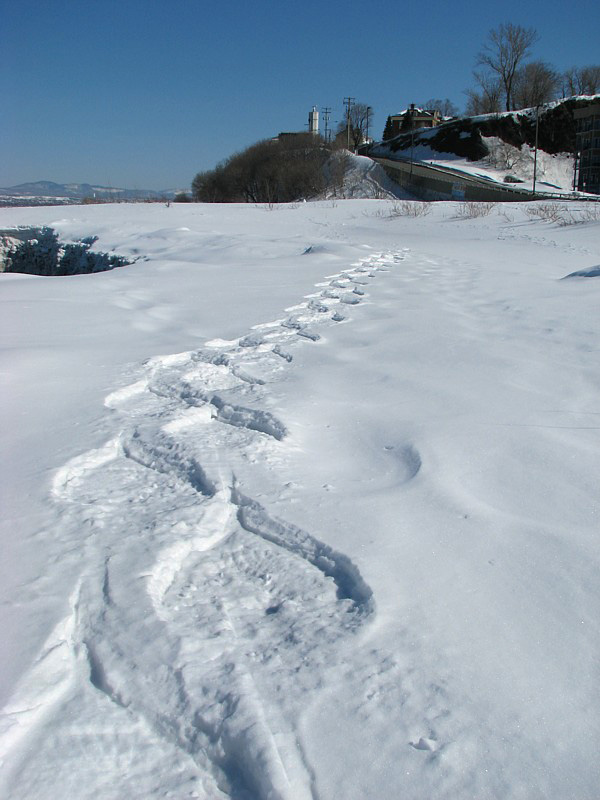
[325,151,352,196]
[465,72,503,115]
[192,135,328,204]
[563,65,600,96]
[420,98,460,117]
[580,65,600,94]
[477,23,538,110]
[581,65,600,94]
[464,90,484,116]
[513,61,560,108]
[336,101,373,150]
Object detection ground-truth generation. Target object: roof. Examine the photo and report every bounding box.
[391,108,440,118]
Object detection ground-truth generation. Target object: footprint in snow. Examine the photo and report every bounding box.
[34,250,406,800]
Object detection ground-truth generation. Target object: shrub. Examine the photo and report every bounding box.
[388,201,432,218]
[526,203,564,223]
[456,201,496,218]
[192,134,329,203]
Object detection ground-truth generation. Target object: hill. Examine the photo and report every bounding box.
[0,180,179,206]
[371,95,599,160]
[368,95,600,194]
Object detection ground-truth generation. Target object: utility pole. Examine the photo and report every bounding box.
[532,104,540,196]
[410,105,415,179]
[322,107,331,143]
[365,106,373,146]
[343,96,355,151]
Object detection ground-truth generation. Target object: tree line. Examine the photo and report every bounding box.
[192,134,333,203]
[381,23,599,137]
[190,23,599,201]
[191,100,387,203]
[465,23,599,114]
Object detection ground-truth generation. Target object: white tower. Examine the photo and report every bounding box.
[308,106,319,135]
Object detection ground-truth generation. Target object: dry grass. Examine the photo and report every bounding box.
[527,202,600,225]
[388,201,432,218]
[456,202,497,218]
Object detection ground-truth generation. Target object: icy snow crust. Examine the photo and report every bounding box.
[1,201,600,798]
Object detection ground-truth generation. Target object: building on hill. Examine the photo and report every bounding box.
[388,105,442,137]
[574,100,600,194]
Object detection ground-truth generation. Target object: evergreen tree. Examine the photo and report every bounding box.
[382,116,394,141]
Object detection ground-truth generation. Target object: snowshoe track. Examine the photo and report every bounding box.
[7,251,405,800]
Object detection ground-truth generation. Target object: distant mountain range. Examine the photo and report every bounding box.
[0,181,183,206]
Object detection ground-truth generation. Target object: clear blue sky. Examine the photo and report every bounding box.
[2,0,598,190]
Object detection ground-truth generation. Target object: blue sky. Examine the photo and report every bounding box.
[2,0,598,190]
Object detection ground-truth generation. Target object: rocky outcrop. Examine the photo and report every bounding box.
[0,228,131,276]
[369,96,599,162]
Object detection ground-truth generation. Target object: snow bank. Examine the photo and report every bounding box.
[417,136,575,192]
[323,151,413,199]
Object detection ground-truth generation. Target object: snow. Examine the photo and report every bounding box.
[1,200,600,799]
[323,151,411,199]
[430,136,575,193]
[370,96,600,194]
[468,95,600,125]
[563,264,600,278]
[375,137,577,194]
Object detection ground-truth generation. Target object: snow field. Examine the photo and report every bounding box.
[2,247,397,799]
[1,199,599,799]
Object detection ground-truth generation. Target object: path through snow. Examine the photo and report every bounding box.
[2,251,404,800]
[2,200,599,800]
